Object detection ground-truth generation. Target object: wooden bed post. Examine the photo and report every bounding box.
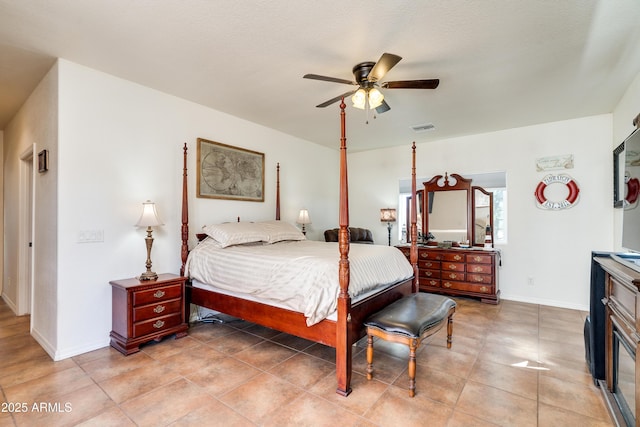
[276,162,281,220]
[410,142,418,293]
[180,143,189,277]
[336,98,352,396]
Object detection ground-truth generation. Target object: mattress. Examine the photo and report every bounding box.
[185,239,414,325]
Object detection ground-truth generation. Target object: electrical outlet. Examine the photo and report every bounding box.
[527,276,535,286]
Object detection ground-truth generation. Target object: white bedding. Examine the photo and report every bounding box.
[185,239,414,325]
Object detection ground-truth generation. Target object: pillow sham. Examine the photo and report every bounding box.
[202,222,269,248]
[261,220,306,243]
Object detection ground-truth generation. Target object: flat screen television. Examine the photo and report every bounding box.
[612,127,640,273]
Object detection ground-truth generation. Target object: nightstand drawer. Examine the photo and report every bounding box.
[133,299,182,323]
[133,284,182,306]
[133,313,183,337]
[442,262,465,271]
[467,264,492,274]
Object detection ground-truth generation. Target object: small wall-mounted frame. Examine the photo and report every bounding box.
[38,149,48,173]
[614,141,625,208]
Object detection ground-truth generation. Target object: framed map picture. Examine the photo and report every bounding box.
[196,138,265,201]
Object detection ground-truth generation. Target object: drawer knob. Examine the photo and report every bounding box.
[420,253,427,258]
[429,280,437,286]
[425,262,432,267]
[480,286,488,293]
[474,256,482,262]
[448,264,457,270]
[425,271,432,277]
[153,320,165,329]
[444,282,452,288]
[153,290,166,298]
[454,255,462,261]
[473,266,483,272]
[449,273,457,279]
[474,276,484,282]
[153,305,165,314]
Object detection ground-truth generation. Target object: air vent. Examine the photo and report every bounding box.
[410,123,435,133]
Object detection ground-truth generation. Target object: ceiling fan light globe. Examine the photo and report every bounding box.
[352,88,366,109]
[368,88,384,109]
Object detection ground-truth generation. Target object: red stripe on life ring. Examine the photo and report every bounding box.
[535,181,547,204]
[566,179,580,204]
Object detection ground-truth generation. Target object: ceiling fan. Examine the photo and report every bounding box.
[303,53,439,114]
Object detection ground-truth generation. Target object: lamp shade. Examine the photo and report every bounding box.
[351,88,367,110]
[368,88,384,109]
[135,200,164,227]
[380,208,397,222]
[297,209,311,225]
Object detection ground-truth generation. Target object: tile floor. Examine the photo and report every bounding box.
[0,297,613,426]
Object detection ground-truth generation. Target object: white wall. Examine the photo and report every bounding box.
[3,63,59,354]
[2,59,339,360]
[349,114,613,310]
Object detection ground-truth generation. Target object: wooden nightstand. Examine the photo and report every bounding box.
[110,273,188,355]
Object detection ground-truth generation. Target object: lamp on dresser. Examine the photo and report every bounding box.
[380,208,396,246]
[135,200,164,281]
[297,209,311,235]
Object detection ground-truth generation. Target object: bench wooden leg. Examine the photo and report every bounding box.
[408,339,418,397]
[366,334,374,380]
[447,314,454,349]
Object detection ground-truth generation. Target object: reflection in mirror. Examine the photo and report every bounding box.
[429,190,468,243]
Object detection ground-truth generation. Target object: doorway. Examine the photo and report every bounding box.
[17,145,34,316]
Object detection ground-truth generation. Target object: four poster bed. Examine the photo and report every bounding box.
[179,99,419,396]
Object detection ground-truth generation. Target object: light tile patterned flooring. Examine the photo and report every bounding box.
[0,297,613,426]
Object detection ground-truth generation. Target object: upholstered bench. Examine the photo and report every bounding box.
[364,293,456,397]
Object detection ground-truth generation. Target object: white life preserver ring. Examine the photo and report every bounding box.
[535,174,580,210]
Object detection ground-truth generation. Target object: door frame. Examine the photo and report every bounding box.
[17,144,35,316]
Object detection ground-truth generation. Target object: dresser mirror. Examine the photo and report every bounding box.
[423,173,473,245]
[422,173,494,247]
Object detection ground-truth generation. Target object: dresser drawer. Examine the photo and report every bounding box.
[610,276,636,326]
[398,247,410,258]
[442,262,465,272]
[443,252,465,262]
[419,260,441,270]
[419,269,441,279]
[467,263,492,274]
[420,278,441,288]
[442,280,493,294]
[442,271,465,281]
[133,284,182,306]
[467,254,493,264]
[133,313,183,338]
[467,273,493,284]
[133,299,182,323]
[418,250,443,261]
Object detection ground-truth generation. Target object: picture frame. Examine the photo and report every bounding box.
[196,138,265,201]
[38,149,48,173]
[614,141,625,208]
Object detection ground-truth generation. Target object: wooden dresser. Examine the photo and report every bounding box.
[595,256,640,426]
[397,246,500,304]
[110,273,188,355]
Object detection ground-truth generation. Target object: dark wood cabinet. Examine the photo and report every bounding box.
[595,256,640,426]
[110,273,188,355]
[397,246,500,304]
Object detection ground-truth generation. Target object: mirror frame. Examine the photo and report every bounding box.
[423,173,473,245]
[472,186,494,247]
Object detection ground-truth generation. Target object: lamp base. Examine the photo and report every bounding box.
[138,271,158,281]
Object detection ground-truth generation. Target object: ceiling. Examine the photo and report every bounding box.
[1,1,640,152]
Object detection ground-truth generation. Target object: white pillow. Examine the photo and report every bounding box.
[202,222,269,248]
[260,220,306,243]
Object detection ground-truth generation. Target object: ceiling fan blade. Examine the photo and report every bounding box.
[303,74,356,86]
[375,100,390,114]
[316,91,356,108]
[382,79,440,89]
[367,53,402,82]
